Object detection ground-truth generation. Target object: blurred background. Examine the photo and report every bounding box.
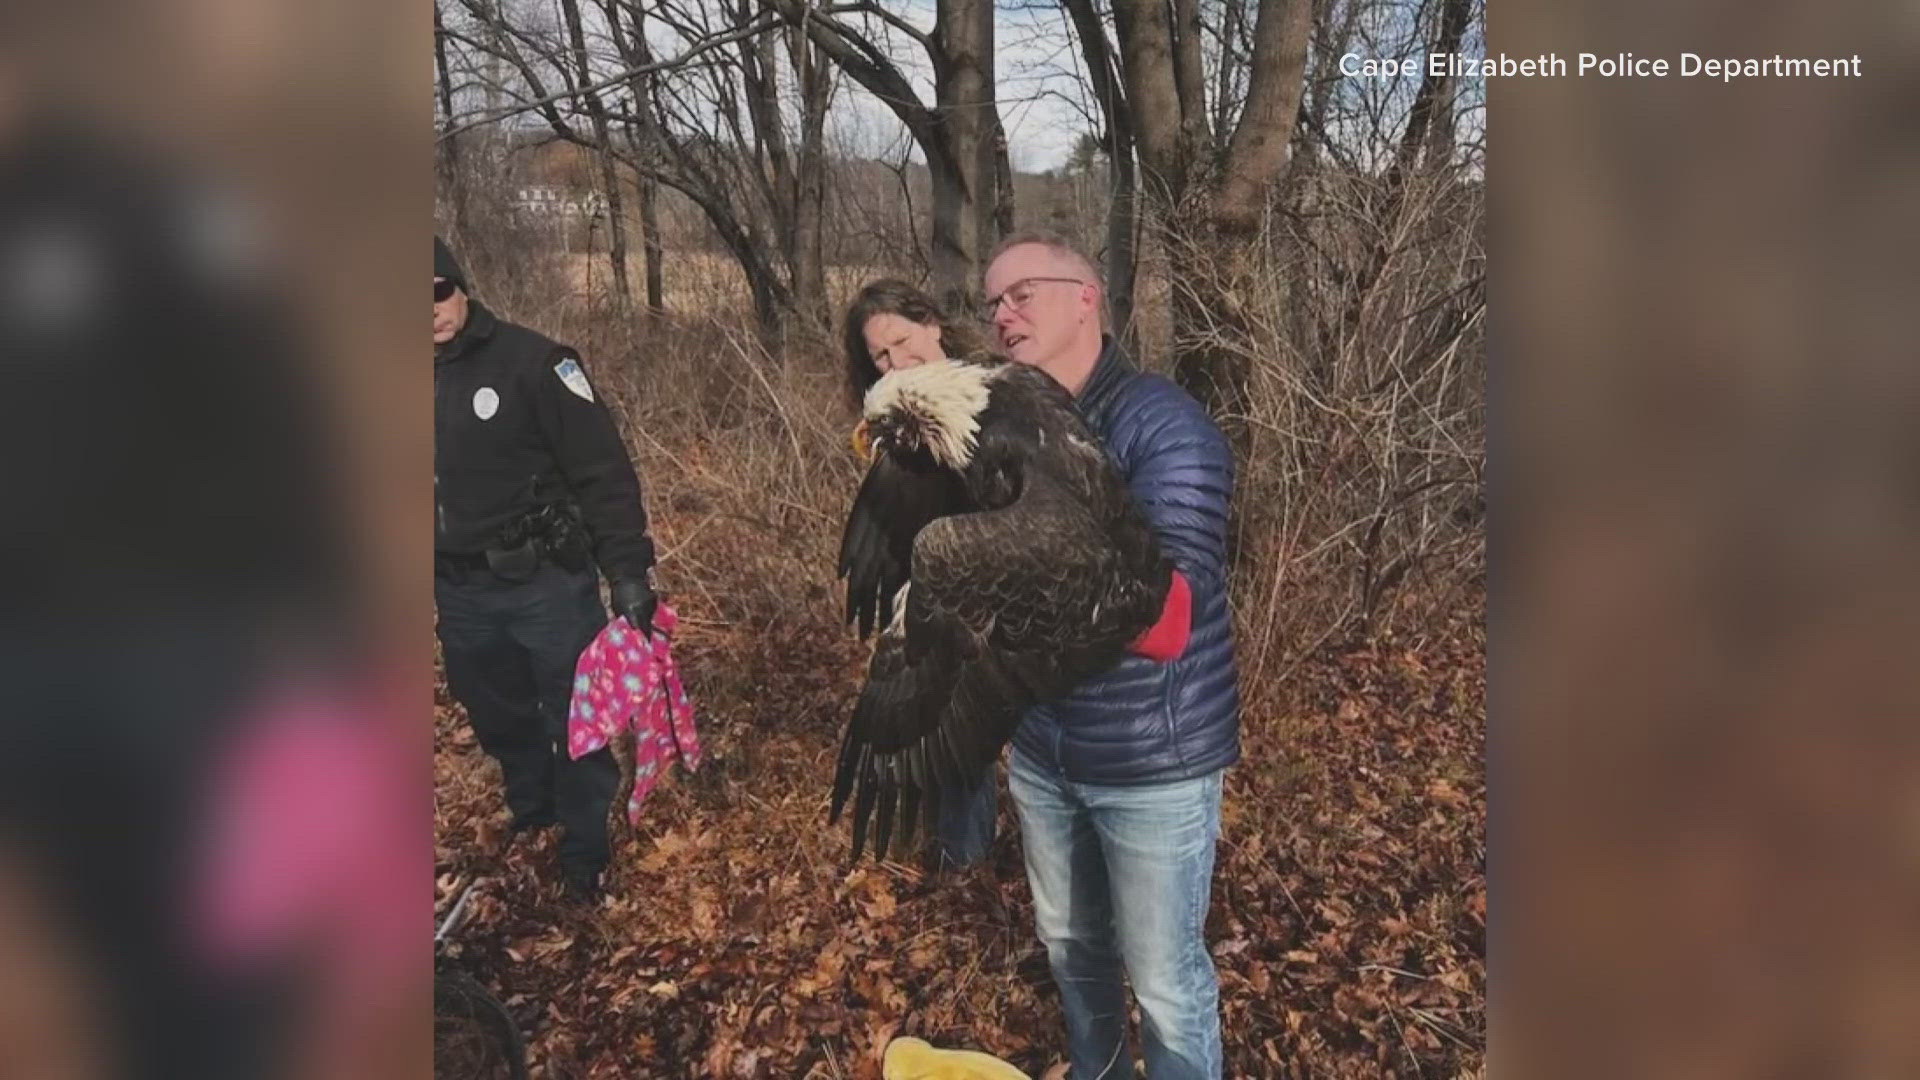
[1496,1,1920,1076]
[0,2,425,1079]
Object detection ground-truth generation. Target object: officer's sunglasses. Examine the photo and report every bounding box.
[434,278,458,303]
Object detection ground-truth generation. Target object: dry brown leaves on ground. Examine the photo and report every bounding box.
[434,594,1483,1079]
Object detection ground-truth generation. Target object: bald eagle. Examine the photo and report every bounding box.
[832,358,1172,861]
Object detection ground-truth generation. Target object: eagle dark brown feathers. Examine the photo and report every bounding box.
[831,361,1171,862]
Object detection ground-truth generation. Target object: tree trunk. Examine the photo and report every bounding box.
[692,182,795,345]
[1211,0,1246,149]
[1401,0,1472,176]
[1297,0,1362,173]
[1170,0,1212,156]
[978,111,1015,265]
[1107,0,1313,423]
[1344,0,1472,340]
[1211,0,1312,234]
[739,19,792,241]
[929,0,995,314]
[1062,0,1138,340]
[1106,145,1139,345]
[1110,0,1189,207]
[557,0,630,309]
[601,0,666,319]
[596,165,632,310]
[433,0,471,240]
[786,18,833,339]
[638,176,665,318]
[769,0,1003,310]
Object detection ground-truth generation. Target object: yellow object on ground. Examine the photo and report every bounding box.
[882,1036,1032,1080]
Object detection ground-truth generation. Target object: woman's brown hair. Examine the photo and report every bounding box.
[842,279,988,407]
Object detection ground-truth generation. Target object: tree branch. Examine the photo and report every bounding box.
[437,12,783,142]
[820,1,934,54]
[762,0,942,155]
[1214,0,1313,231]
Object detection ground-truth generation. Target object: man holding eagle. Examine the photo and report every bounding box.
[834,233,1241,1080]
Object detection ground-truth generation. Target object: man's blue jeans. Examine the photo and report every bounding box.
[1009,749,1224,1079]
[931,767,997,870]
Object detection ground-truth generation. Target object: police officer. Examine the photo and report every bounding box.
[434,236,658,900]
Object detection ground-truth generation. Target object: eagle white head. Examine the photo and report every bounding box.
[859,360,997,470]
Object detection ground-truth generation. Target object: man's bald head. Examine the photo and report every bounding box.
[982,233,1109,392]
[986,232,1106,330]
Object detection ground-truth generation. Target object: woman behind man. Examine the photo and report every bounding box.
[844,278,994,399]
[840,278,999,872]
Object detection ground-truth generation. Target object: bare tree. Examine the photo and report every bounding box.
[1406,0,1472,174]
[429,0,1489,658]
[1101,0,1314,419]
[1329,0,1474,347]
[596,0,665,316]
[1060,0,1140,339]
[441,0,835,342]
[763,0,1009,313]
[783,14,833,328]
[434,0,472,241]
[438,0,1020,323]
[557,0,632,310]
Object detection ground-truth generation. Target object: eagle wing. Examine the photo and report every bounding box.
[838,453,971,639]
[830,479,1155,861]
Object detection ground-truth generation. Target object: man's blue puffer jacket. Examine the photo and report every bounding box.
[1011,338,1243,785]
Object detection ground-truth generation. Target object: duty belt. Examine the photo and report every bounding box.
[435,539,542,580]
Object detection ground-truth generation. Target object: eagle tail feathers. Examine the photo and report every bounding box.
[872,770,899,861]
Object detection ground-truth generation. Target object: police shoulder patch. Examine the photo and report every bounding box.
[554,355,595,402]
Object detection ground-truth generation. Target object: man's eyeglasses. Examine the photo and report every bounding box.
[434,278,458,303]
[978,276,1085,322]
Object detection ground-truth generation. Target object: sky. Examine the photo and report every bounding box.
[819,1,1101,175]
[788,1,1486,176]
[445,0,1485,178]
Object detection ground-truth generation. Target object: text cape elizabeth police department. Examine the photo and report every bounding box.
[1342,52,1865,81]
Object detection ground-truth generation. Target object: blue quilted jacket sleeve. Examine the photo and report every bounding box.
[1111,375,1234,590]
[1011,347,1243,785]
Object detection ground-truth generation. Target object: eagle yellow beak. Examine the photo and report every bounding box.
[851,419,874,463]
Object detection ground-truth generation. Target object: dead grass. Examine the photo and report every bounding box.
[548,252,896,323]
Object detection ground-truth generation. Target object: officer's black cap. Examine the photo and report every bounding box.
[435,236,467,292]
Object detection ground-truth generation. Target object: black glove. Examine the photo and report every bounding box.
[610,576,660,637]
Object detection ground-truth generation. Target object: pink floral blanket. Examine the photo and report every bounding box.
[566,603,701,824]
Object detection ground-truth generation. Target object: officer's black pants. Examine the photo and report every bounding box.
[435,562,619,874]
